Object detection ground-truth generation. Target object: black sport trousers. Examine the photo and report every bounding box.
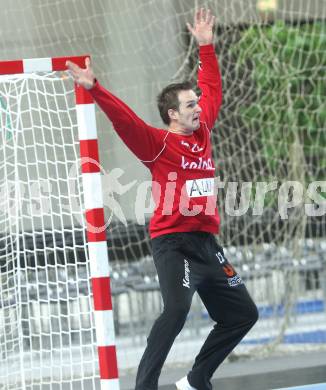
[135,232,258,390]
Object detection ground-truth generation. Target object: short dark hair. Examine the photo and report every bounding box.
[157,81,194,125]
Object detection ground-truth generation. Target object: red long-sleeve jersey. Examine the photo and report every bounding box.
[89,44,222,238]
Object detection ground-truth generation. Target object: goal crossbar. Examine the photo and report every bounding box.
[0,55,88,75]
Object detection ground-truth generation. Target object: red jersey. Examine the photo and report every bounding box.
[89,44,222,238]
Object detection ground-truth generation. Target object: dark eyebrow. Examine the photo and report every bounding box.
[185,98,199,104]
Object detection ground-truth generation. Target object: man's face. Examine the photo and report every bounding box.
[172,90,202,133]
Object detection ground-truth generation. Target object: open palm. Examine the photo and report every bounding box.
[187,8,215,46]
[66,57,95,90]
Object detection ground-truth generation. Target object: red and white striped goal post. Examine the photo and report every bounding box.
[0,56,119,390]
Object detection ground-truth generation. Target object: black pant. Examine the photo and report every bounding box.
[135,232,258,390]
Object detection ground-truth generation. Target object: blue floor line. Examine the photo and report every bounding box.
[258,300,325,319]
[200,299,325,320]
[242,329,326,345]
[273,383,326,390]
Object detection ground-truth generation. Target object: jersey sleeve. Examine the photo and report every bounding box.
[197,44,223,131]
[88,81,166,168]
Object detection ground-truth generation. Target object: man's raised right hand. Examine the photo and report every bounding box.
[66,57,95,90]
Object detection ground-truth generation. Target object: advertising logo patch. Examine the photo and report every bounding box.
[186,177,214,198]
[216,252,243,287]
[183,259,190,288]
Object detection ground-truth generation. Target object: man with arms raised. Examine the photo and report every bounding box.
[67,8,258,390]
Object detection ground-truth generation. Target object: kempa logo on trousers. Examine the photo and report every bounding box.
[183,259,190,288]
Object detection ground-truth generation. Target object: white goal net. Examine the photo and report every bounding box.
[0,72,98,388]
[0,0,325,387]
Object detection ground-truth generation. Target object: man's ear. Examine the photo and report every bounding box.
[168,108,178,121]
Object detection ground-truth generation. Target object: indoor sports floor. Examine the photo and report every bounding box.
[119,349,326,390]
